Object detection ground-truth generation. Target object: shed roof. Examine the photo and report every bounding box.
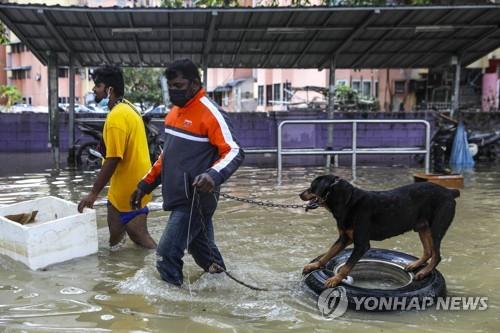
[0,3,499,68]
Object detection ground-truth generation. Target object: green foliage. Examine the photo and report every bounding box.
[0,22,9,45]
[322,0,432,5]
[334,84,378,111]
[335,84,359,105]
[123,68,164,110]
[0,85,22,109]
[193,0,239,7]
[291,0,311,6]
[160,0,185,7]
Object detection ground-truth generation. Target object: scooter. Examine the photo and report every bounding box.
[431,113,500,173]
[74,120,105,170]
[75,117,163,169]
[142,113,163,163]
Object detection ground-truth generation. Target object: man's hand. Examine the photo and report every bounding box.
[78,192,98,213]
[130,188,145,210]
[192,173,215,193]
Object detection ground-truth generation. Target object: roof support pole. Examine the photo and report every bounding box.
[203,11,217,89]
[326,56,336,168]
[68,54,77,166]
[47,52,60,169]
[451,56,461,119]
[203,61,208,89]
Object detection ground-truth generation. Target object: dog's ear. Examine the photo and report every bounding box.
[314,175,339,197]
[327,175,340,189]
[331,179,354,206]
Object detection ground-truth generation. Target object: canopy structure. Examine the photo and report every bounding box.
[1,3,499,168]
[0,3,500,69]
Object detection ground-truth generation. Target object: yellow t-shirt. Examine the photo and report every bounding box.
[103,100,152,212]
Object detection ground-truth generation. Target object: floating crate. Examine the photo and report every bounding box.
[413,173,464,189]
[0,196,98,270]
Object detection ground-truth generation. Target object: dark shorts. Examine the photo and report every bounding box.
[108,201,149,225]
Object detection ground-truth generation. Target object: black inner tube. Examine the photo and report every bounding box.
[304,248,447,311]
[334,260,414,290]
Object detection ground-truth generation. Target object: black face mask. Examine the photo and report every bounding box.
[169,89,190,107]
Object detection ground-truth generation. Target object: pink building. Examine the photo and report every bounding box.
[2,0,497,111]
[208,67,426,112]
[482,59,500,112]
[2,0,162,107]
[5,40,86,106]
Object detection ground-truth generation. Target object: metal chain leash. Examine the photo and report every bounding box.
[214,191,307,209]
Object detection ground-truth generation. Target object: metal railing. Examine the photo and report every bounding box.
[277,119,431,182]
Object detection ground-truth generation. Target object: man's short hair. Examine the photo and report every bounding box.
[92,65,125,97]
[165,59,201,85]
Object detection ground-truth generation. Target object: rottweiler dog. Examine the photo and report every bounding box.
[300,175,460,288]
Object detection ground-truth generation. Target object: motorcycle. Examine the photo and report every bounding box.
[431,113,500,173]
[74,121,104,170]
[75,116,163,170]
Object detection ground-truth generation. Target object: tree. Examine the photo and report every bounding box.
[123,68,164,110]
[0,22,9,45]
[0,85,22,109]
[322,0,431,5]
[160,0,184,7]
[193,0,239,6]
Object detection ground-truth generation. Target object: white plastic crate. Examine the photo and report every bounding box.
[0,196,98,270]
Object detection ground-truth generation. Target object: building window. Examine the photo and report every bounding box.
[10,43,27,53]
[266,84,272,106]
[336,80,347,87]
[58,68,69,78]
[374,81,379,98]
[352,80,361,93]
[362,81,372,97]
[273,83,281,102]
[258,85,264,106]
[10,69,30,80]
[395,80,406,94]
[283,82,292,102]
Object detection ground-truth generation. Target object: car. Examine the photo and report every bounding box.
[59,103,107,113]
[143,104,169,118]
[8,104,48,113]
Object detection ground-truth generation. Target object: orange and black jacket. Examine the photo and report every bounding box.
[138,88,244,211]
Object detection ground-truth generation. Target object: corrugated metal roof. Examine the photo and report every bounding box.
[0,3,499,68]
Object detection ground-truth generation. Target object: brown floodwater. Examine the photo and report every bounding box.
[0,165,499,332]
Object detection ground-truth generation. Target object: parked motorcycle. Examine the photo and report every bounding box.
[75,121,104,170]
[431,112,500,173]
[142,113,163,164]
[75,116,163,170]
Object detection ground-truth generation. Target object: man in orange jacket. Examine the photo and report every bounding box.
[131,59,244,286]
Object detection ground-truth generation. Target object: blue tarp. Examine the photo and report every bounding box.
[450,122,475,172]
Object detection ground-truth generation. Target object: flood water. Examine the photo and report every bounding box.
[0,165,499,332]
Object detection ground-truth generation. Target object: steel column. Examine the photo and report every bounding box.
[326,57,336,168]
[68,54,76,166]
[451,56,461,119]
[48,52,60,169]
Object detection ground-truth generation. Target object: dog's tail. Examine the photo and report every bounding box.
[450,189,460,198]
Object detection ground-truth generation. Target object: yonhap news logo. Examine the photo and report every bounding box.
[317,288,488,317]
[317,287,349,318]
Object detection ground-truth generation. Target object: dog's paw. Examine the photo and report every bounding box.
[324,275,343,289]
[405,261,422,272]
[414,269,431,280]
[303,262,321,274]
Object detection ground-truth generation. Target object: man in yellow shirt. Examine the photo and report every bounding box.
[78,65,156,250]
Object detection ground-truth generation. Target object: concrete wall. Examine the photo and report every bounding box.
[2,110,498,167]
